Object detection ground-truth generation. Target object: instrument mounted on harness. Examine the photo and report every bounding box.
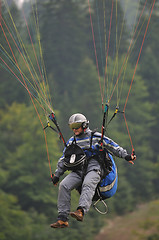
[63,142,86,170]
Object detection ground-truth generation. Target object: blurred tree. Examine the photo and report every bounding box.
[87,0,129,76]
[60,57,102,138]
[0,0,159,238]
[0,190,32,240]
[133,0,159,180]
[0,103,60,216]
[132,0,159,102]
[38,0,89,94]
[0,1,29,107]
[105,57,155,207]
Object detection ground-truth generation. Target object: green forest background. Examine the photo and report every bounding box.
[0,0,159,239]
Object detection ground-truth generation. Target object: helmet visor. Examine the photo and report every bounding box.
[69,122,82,130]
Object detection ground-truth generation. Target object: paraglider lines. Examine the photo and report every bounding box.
[122,0,156,150]
[88,0,103,104]
[0,0,54,176]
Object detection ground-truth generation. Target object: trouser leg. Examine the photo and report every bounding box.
[78,170,101,214]
[57,171,82,220]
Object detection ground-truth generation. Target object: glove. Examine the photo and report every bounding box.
[125,154,132,161]
[125,154,136,164]
[52,175,59,185]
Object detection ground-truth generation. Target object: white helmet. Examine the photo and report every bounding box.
[68,113,89,130]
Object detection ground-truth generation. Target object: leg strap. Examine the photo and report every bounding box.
[93,198,108,215]
[93,187,108,215]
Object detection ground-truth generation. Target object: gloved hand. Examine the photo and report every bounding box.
[51,175,59,185]
[125,154,136,164]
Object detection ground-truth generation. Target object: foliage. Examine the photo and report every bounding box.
[0,1,29,107]
[0,190,31,240]
[0,103,60,212]
[39,0,89,90]
[95,200,159,240]
[90,0,129,76]
[0,0,159,239]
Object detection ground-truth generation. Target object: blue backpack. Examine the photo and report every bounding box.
[99,153,118,199]
[93,153,118,214]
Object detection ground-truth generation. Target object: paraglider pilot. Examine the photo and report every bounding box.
[50,113,136,228]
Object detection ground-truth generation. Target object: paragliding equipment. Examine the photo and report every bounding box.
[48,112,67,147]
[43,120,58,134]
[93,188,108,215]
[86,0,156,214]
[0,0,155,215]
[100,103,109,147]
[87,0,156,157]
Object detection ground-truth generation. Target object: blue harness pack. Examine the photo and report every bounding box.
[88,132,118,200]
[99,153,118,199]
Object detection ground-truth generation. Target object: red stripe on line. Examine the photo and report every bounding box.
[1,16,52,111]
[103,0,114,98]
[109,0,148,103]
[22,9,50,106]
[1,20,52,175]
[88,0,103,103]
[123,0,156,112]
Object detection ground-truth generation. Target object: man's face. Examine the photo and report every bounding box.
[72,126,83,136]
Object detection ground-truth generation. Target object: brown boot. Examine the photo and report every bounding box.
[70,209,84,222]
[50,220,69,228]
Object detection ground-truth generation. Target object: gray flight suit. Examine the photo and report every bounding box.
[54,128,128,221]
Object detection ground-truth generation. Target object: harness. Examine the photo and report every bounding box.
[89,131,113,178]
[63,131,116,215]
[48,113,117,214]
[63,131,113,177]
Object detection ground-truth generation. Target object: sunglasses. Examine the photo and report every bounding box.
[69,122,82,130]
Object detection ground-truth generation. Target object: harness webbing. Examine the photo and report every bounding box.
[49,112,67,147]
[100,103,109,147]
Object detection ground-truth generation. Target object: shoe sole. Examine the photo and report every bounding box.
[50,223,69,228]
[70,212,83,222]
[50,225,68,228]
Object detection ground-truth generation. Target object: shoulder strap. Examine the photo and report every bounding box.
[90,129,98,148]
[72,135,76,144]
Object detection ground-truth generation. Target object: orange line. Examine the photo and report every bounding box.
[88,0,103,104]
[1,21,52,176]
[22,9,51,107]
[123,113,134,152]
[122,0,156,151]
[1,17,52,112]
[0,55,47,113]
[0,0,1,26]
[109,0,148,103]
[123,0,156,112]
[103,0,114,98]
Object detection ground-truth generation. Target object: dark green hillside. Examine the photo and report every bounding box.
[0,0,159,239]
